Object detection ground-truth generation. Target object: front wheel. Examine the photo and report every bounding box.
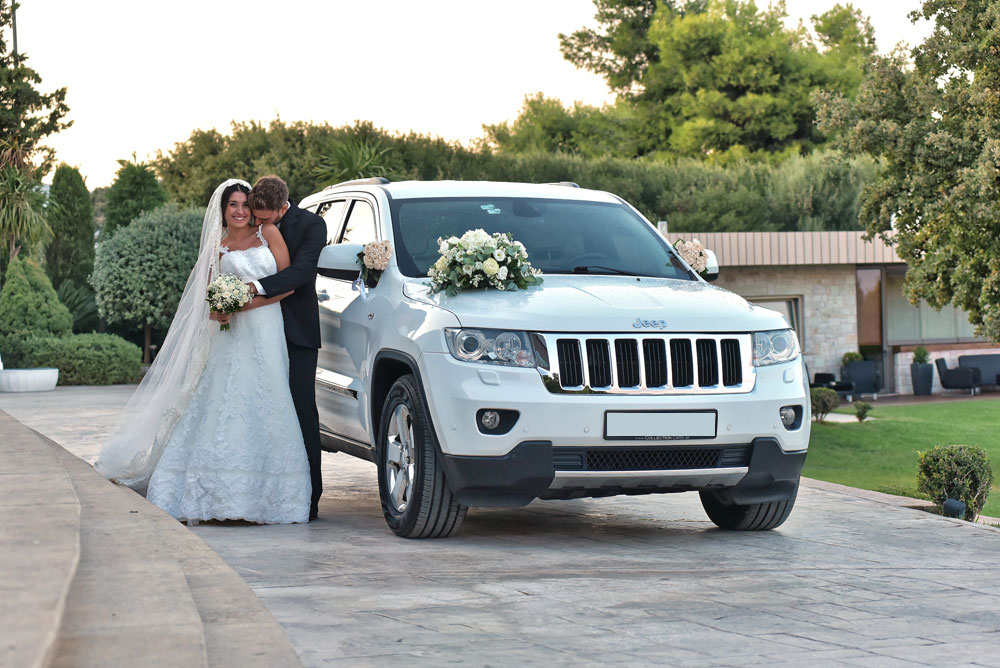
[376,374,467,538]
[699,482,798,531]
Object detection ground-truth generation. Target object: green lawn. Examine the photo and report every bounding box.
[803,398,1000,516]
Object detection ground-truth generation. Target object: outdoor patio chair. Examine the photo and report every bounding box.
[843,360,879,400]
[812,372,854,403]
[934,358,981,395]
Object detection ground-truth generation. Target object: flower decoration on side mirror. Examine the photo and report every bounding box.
[356,240,393,284]
[673,237,709,274]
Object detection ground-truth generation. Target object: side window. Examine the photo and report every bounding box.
[317,199,348,245]
[339,200,378,245]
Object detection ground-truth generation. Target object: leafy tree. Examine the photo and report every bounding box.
[550,0,876,159]
[91,204,202,362]
[817,0,1000,341]
[103,158,168,237]
[0,0,70,171]
[559,0,703,95]
[45,164,94,290]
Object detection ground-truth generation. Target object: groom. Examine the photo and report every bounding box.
[248,175,326,521]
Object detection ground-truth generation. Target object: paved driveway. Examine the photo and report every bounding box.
[4,387,1000,667]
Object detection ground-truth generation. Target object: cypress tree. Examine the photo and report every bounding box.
[103,158,167,237]
[45,163,94,289]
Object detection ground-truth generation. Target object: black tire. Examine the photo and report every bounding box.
[699,482,798,531]
[376,374,467,538]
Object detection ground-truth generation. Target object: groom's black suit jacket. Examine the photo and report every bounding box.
[258,202,326,350]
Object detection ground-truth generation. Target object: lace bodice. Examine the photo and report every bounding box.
[219,228,276,282]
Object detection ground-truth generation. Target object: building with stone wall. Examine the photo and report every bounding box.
[661,229,998,395]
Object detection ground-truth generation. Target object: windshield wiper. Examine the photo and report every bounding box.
[571,265,640,276]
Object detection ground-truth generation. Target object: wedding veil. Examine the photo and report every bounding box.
[95,179,250,492]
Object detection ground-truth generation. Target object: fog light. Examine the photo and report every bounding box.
[481,410,501,430]
[779,406,796,427]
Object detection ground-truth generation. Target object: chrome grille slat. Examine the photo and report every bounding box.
[538,333,756,395]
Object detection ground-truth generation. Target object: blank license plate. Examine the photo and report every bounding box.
[604,411,717,440]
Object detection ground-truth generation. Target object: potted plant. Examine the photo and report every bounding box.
[910,345,933,396]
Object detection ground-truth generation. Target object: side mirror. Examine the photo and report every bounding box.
[317,243,364,280]
[702,249,720,282]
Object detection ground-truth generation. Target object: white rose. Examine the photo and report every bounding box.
[498,265,508,280]
[482,258,500,276]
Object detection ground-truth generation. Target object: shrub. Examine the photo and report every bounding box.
[853,401,872,421]
[810,387,839,422]
[841,351,864,367]
[27,333,141,385]
[0,256,73,367]
[912,345,930,364]
[917,445,994,521]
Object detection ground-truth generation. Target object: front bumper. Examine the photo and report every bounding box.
[440,437,807,507]
[419,351,810,457]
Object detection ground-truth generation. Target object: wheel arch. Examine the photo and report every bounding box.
[371,350,433,443]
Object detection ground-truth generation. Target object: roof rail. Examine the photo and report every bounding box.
[324,177,390,190]
[545,181,580,188]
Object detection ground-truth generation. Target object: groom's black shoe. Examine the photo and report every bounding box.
[309,507,318,521]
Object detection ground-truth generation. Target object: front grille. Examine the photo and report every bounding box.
[696,339,718,386]
[553,445,752,471]
[541,333,753,395]
[586,339,612,387]
[615,339,640,387]
[557,339,583,387]
[721,338,742,386]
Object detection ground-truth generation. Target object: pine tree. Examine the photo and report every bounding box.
[45,164,94,289]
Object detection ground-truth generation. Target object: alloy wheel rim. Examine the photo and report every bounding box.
[385,403,415,513]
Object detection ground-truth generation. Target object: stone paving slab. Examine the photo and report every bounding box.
[4,386,1000,667]
[0,411,80,668]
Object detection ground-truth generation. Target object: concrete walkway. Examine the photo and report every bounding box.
[0,390,301,668]
[4,386,1000,667]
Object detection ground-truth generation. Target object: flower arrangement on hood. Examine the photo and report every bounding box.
[427,229,543,297]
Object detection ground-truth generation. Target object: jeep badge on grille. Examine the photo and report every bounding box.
[633,318,669,329]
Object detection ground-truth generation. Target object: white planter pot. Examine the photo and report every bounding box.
[0,368,59,392]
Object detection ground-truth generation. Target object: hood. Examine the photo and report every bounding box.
[401,275,788,333]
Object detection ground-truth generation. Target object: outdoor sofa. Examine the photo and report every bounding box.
[958,354,1000,390]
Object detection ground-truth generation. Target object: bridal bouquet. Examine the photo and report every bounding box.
[356,240,393,283]
[427,229,543,297]
[673,238,708,274]
[206,274,252,331]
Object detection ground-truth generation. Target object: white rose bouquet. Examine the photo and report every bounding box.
[673,238,709,274]
[427,229,543,297]
[205,274,252,331]
[356,240,393,284]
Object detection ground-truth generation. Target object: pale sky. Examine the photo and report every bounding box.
[8,1,933,188]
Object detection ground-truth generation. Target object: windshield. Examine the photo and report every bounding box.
[389,197,694,280]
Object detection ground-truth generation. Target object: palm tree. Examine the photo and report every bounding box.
[0,139,48,269]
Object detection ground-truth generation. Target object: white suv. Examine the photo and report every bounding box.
[305,179,810,538]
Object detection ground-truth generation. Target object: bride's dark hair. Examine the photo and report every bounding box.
[220,182,251,227]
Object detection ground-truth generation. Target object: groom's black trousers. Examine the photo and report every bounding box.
[288,343,322,514]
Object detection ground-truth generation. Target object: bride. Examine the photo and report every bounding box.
[95,179,311,524]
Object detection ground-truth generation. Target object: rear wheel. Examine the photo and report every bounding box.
[699,482,798,531]
[376,374,467,538]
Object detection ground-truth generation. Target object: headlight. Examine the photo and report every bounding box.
[445,328,536,368]
[752,329,800,367]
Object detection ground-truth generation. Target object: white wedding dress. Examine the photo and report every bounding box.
[145,227,312,524]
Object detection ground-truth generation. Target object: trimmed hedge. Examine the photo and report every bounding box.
[917,445,994,522]
[0,256,73,367]
[27,334,142,385]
